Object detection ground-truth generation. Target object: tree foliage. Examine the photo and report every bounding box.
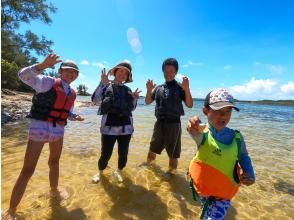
[1,0,56,90]
[77,84,90,96]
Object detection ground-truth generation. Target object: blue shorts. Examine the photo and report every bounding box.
[200,197,231,220]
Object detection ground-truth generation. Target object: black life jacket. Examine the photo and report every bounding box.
[99,83,134,127]
[154,80,184,120]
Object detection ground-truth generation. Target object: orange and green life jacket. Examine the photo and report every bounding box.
[189,130,241,200]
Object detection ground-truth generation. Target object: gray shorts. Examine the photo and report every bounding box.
[149,119,181,158]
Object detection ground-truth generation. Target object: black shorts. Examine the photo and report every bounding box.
[149,119,181,158]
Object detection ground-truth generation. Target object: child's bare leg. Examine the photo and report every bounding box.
[48,137,63,191]
[8,140,45,215]
[147,151,156,163]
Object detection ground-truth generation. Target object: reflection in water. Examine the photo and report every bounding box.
[2,100,294,219]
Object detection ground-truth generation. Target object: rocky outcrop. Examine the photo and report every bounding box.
[1,89,32,125]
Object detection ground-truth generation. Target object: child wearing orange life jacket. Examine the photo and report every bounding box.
[5,54,84,219]
[187,88,255,220]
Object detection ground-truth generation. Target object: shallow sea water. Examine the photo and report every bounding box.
[2,98,294,219]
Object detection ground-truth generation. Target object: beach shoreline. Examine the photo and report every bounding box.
[2,89,293,125]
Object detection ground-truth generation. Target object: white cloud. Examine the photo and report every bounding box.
[182,60,203,68]
[229,77,277,95]
[127,27,142,54]
[224,65,232,71]
[80,60,89,65]
[227,78,294,100]
[254,62,286,75]
[280,82,294,94]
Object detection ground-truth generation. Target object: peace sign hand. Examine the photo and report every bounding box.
[101,68,110,85]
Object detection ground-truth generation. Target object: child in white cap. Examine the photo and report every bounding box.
[187,88,255,220]
[4,54,84,220]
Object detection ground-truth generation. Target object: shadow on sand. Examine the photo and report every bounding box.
[101,174,169,220]
[274,180,294,196]
[48,192,87,220]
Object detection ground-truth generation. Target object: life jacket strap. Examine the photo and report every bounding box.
[48,115,66,127]
[50,108,70,113]
[50,108,63,112]
[189,179,200,202]
[200,196,215,219]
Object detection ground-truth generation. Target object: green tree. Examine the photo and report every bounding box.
[1,59,20,89]
[77,84,90,96]
[1,0,57,90]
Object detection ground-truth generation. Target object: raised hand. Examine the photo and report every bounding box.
[130,88,142,99]
[36,54,62,71]
[187,116,202,135]
[179,76,190,91]
[146,79,156,92]
[101,68,110,84]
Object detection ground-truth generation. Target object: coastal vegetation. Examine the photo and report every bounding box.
[1,0,56,91]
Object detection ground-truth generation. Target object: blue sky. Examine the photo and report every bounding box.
[20,0,294,100]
